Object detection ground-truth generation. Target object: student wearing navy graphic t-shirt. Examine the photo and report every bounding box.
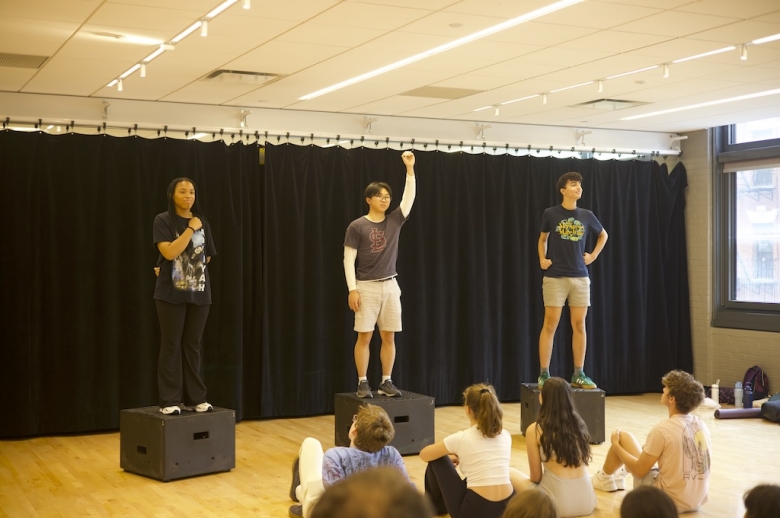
[343,151,416,399]
[152,177,216,416]
[537,172,608,391]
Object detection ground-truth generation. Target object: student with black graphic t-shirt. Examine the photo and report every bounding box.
[153,177,216,415]
[343,151,416,399]
[537,172,607,391]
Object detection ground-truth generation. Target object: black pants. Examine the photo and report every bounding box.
[155,300,210,407]
[424,457,514,518]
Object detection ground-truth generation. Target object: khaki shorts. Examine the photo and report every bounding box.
[542,276,591,307]
[634,468,660,488]
[354,278,402,332]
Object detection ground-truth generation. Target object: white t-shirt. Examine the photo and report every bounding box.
[443,425,512,488]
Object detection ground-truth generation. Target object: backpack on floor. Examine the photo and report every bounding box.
[743,365,770,400]
[760,393,780,423]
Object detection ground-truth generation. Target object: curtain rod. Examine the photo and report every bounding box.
[1,117,682,158]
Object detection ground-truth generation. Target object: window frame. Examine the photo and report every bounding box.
[712,126,780,333]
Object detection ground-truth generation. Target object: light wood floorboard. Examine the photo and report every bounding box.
[1,394,779,517]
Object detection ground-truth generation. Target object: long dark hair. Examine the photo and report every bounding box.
[463,383,503,438]
[165,177,206,237]
[536,377,591,467]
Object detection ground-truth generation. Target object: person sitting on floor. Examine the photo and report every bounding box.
[288,404,414,518]
[419,383,519,518]
[310,466,433,518]
[592,370,711,513]
[620,485,677,518]
[502,489,559,518]
[743,484,780,518]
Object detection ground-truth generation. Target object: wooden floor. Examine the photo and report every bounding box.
[1,394,779,517]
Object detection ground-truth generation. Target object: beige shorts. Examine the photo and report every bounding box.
[634,468,660,488]
[542,276,591,307]
[354,278,402,332]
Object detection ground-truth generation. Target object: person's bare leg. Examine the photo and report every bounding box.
[569,306,589,368]
[539,306,563,369]
[378,330,396,377]
[603,430,643,475]
[354,331,373,377]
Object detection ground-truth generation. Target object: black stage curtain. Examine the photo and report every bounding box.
[0,134,691,438]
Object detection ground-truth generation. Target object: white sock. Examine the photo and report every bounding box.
[358,376,367,382]
[382,375,391,382]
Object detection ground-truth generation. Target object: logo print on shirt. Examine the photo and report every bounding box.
[370,228,387,252]
[556,217,585,241]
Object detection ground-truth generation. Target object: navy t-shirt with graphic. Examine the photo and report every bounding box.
[153,212,216,305]
[540,205,603,278]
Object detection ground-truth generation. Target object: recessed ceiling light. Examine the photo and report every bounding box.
[449,23,463,28]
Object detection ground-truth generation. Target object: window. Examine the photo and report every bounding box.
[733,116,780,144]
[713,125,780,332]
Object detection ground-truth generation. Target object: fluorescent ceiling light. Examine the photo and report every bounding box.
[143,47,165,62]
[621,88,780,121]
[107,79,118,87]
[474,106,493,112]
[501,94,540,105]
[206,0,237,19]
[172,22,202,43]
[606,66,658,80]
[120,64,140,79]
[299,0,584,101]
[752,33,780,45]
[550,81,594,93]
[672,46,735,64]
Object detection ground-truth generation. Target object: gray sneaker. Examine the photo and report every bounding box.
[357,380,373,398]
[378,379,401,397]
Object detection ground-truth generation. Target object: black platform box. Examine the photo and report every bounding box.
[120,406,236,481]
[520,383,605,443]
[335,391,435,455]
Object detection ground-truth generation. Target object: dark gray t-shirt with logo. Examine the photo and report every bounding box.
[344,207,408,281]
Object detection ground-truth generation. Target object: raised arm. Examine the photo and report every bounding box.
[399,151,416,218]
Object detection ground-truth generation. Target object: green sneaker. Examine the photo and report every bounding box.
[537,371,550,388]
[571,372,597,390]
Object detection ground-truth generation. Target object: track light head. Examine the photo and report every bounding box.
[663,64,669,78]
[597,80,603,93]
[542,93,547,105]
[243,0,250,8]
[140,63,146,78]
[740,45,748,60]
[201,19,208,37]
[117,79,123,92]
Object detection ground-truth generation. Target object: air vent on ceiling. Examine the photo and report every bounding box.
[202,70,282,86]
[575,98,649,111]
[0,53,49,69]
[400,86,483,100]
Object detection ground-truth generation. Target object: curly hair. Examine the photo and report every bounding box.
[536,377,592,468]
[556,172,582,193]
[662,370,704,414]
[463,383,503,438]
[352,404,395,453]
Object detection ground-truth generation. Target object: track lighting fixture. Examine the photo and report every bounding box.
[494,106,499,116]
[117,79,123,92]
[140,64,146,78]
[542,94,547,105]
[240,109,252,128]
[740,45,748,60]
[597,80,603,93]
[243,0,250,8]
[201,19,208,37]
[663,64,669,78]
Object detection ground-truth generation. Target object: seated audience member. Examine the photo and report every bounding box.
[592,370,711,513]
[620,485,677,518]
[502,489,559,518]
[520,377,597,517]
[743,484,780,518]
[419,383,517,518]
[288,404,414,518]
[309,467,433,518]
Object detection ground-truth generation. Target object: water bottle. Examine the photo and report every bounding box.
[711,379,719,404]
[734,382,743,408]
[743,382,753,409]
